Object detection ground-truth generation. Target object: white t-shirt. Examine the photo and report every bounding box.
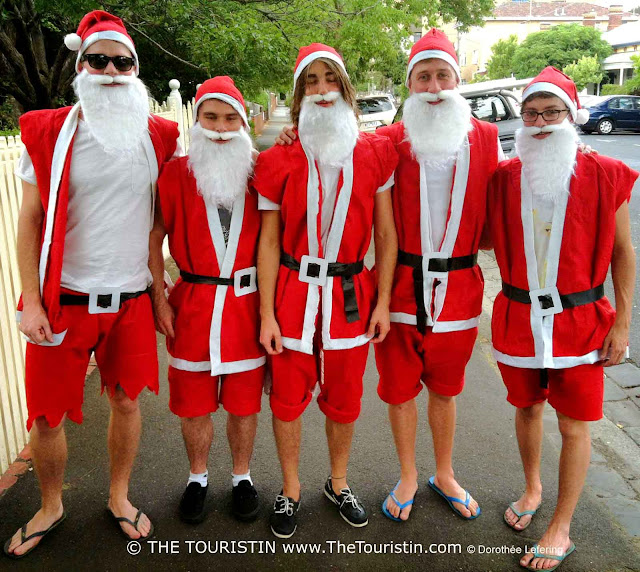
[16,119,155,293]
[532,195,554,289]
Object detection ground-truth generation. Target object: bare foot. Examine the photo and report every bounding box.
[433,475,479,518]
[385,478,418,520]
[107,498,152,540]
[6,505,64,557]
[505,491,542,531]
[520,530,573,570]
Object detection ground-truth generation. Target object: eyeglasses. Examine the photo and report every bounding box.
[80,54,136,72]
[521,109,569,123]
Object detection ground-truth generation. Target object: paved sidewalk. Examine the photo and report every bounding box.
[255,106,290,151]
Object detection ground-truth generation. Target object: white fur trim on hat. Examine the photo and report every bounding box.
[75,30,139,76]
[64,33,82,51]
[406,49,461,87]
[575,108,590,125]
[293,51,347,85]
[194,93,249,127]
[522,82,584,123]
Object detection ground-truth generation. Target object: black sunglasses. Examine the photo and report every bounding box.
[81,53,136,72]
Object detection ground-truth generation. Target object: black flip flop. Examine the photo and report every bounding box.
[108,508,155,541]
[3,512,67,559]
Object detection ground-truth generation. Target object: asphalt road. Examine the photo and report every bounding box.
[579,131,640,364]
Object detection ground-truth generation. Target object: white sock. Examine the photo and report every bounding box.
[188,471,208,487]
[232,471,252,487]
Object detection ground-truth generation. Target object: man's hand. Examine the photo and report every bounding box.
[19,302,53,344]
[601,322,629,366]
[578,142,597,155]
[152,296,175,338]
[260,315,283,355]
[275,126,297,146]
[366,303,391,343]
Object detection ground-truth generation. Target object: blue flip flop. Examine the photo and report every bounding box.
[428,476,480,520]
[524,542,575,571]
[381,481,415,522]
[504,501,540,531]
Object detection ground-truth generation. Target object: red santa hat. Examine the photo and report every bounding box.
[64,10,139,75]
[193,76,249,128]
[293,43,348,85]
[522,66,590,125]
[406,28,461,87]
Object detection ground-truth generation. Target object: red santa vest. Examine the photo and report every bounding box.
[157,157,265,375]
[489,153,637,368]
[377,118,499,332]
[18,104,178,340]
[253,132,398,354]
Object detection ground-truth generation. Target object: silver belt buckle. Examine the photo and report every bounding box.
[234,267,257,297]
[529,286,563,317]
[299,255,329,286]
[88,287,122,314]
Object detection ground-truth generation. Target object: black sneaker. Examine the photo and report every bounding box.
[179,482,208,523]
[324,477,368,527]
[269,493,300,539]
[232,480,260,522]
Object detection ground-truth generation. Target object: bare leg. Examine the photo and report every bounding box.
[385,399,419,520]
[505,403,545,530]
[7,416,67,556]
[273,416,301,501]
[106,388,151,539]
[227,413,257,475]
[325,418,355,493]
[182,415,213,474]
[521,413,590,570]
[428,389,479,517]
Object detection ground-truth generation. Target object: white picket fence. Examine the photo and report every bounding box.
[0,80,212,474]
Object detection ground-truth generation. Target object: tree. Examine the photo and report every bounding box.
[1,0,498,112]
[486,35,518,80]
[511,24,612,80]
[563,56,604,91]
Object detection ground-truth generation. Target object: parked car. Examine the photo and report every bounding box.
[580,95,640,135]
[357,95,396,132]
[393,85,524,156]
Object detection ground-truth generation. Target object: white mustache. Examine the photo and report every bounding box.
[303,92,341,103]
[520,123,567,136]
[199,128,242,141]
[415,90,457,103]
[88,74,137,86]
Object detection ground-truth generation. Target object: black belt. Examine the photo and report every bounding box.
[180,270,233,286]
[397,249,478,334]
[59,288,149,309]
[501,282,604,311]
[281,252,364,323]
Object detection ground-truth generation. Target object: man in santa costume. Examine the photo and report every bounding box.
[489,67,636,571]
[5,10,179,558]
[253,43,398,538]
[149,76,264,525]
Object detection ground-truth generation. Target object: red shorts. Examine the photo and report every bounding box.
[269,343,369,424]
[376,323,478,403]
[25,293,158,431]
[168,366,264,418]
[497,362,604,421]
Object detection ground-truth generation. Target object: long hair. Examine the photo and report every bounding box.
[290,57,358,126]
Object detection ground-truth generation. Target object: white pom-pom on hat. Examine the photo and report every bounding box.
[64,33,82,51]
[575,108,589,125]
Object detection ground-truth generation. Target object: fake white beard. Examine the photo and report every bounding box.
[187,122,255,210]
[515,119,579,204]
[73,70,150,155]
[403,90,472,169]
[298,92,359,167]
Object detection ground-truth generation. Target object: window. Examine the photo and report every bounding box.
[472,50,479,65]
[460,52,467,66]
[357,97,393,114]
[467,95,508,122]
[413,31,422,43]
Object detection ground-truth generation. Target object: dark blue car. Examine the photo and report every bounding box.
[581,95,640,135]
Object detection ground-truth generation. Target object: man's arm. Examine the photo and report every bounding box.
[367,189,397,343]
[257,210,283,354]
[148,200,174,337]
[16,180,53,343]
[601,201,635,365]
